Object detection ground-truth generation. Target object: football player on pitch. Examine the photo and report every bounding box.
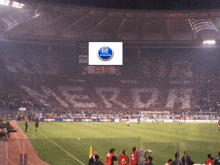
[35,118,39,132]
[127,118,130,127]
[218,119,220,132]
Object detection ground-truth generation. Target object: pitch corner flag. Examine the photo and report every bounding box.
[89,146,92,158]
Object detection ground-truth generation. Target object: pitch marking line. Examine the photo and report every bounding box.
[38,131,48,139]
[8,158,16,165]
[14,131,22,153]
[32,134,36,139]
[29,124,85,165]
[49,139,85,165]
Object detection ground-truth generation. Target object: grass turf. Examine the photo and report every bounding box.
[18,122,220,165]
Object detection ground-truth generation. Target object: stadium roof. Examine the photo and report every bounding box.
[1,1,220,47]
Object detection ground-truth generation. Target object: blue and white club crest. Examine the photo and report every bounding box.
[97,46,114,61]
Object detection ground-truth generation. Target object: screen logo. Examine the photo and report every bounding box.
[98,46,114,61]
[89,42,123,65]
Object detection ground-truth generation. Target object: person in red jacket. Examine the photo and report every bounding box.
[105,148,118,165]
[118,150,129,165]
[205,154,214,165]
[165,159,173,165]
[130,146,137,165]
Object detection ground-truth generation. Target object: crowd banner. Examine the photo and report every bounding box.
[41,118,115,122]
[63,119,74,122]
[40,118,219,123]
[184,120,218,123]
[164,119,173,123]
[120,119,138,122]
[43,119,56,122]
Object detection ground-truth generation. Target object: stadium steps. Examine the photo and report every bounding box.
[0,139,7,165]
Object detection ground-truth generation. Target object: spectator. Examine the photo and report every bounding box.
[91,155,104,165]
[118,150,129,165]
[206,154,214,165]
[104,148,117,165]
[145,156,153,165]
[88,151,97,165]
[181,150,191,165]
[165,159,173,165]
[214,151,220,165]
[171,152,183,165]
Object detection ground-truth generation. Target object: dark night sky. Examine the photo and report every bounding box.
[30,0,220,10]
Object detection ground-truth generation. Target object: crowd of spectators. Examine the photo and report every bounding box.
[1,46,220,119]
[1,86,220,119]
[1,71,220,117]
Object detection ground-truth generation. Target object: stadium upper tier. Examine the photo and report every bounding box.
[0,1,220,44]
[0,1,220,114]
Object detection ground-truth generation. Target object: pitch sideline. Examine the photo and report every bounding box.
[29,124,85,165]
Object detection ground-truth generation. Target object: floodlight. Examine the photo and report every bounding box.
[0,0,10,6]
[12,1,24,8]
[203,40,216,46]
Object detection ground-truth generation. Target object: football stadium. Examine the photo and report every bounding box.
[0,0,220,165]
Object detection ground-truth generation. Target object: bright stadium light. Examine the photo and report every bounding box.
[0,0,10,6]
[33,13,40,18]
[203,40,216,46]
[12,1,24,8]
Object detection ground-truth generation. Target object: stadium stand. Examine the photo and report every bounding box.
[0,1,219,164]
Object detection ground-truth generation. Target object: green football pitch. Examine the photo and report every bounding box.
[18,122,220,165]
